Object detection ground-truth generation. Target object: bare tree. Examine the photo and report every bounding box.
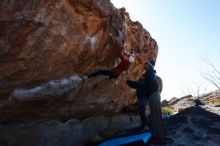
[200,57,220,90]
[181,84,208,99]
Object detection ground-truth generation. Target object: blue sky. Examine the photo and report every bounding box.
[111,0,220,100]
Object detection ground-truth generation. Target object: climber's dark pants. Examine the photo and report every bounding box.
[138,92,166,141]
[148,92,166,140]
[88,70,117,80]
[138,96,149,127]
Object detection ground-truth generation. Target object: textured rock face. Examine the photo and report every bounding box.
[0,106,219,146]
[0,0,160,121]
[0,114,142,146]
[163,106,220,146]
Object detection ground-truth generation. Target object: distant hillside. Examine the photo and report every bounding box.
[162,89,220,114]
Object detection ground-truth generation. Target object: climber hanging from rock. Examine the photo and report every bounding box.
[87,40,135,80]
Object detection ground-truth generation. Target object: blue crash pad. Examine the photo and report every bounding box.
[98,132,152,146]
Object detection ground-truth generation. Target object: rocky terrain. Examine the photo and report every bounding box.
[0,94,219,146]
[157,90,220,146]
[162,106,220,146]
[0,0,219,146]
[162,90,220,114]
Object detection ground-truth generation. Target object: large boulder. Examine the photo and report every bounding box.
[0,0,161,121]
